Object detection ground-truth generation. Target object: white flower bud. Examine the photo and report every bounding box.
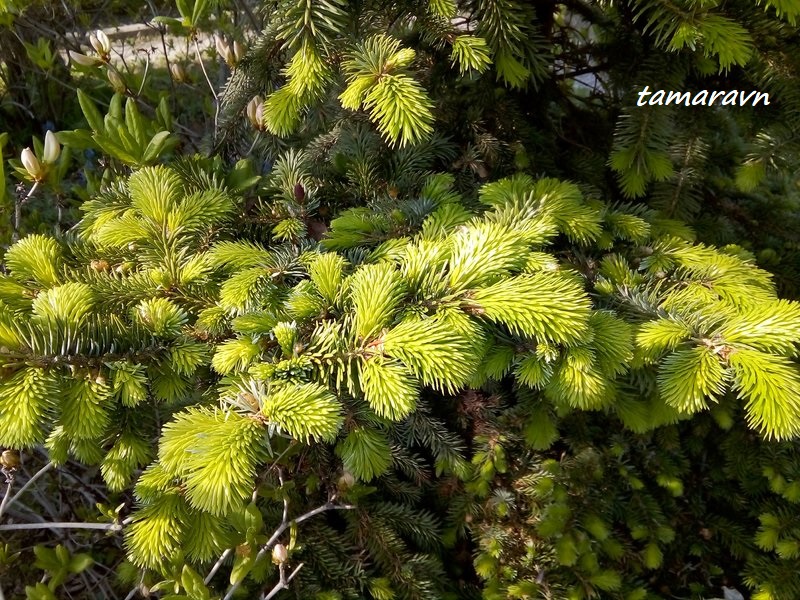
[215,35,234,67]
[21,147,44,181]
[90,30,111,55]
[271,543,288,564]
[69,51,100,67]
[246,96,264,129]
[233,41,245,64]
[170,63,187,83]
[42,130,60,164]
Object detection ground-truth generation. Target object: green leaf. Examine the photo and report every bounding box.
[229,551,254,585]
[142,131,173,164]
[124,98,146,146]
[67,553,94,574]
[0,369,59,449]
[77,89,104,133]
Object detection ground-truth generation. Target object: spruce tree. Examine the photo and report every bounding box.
[1,0,800,599]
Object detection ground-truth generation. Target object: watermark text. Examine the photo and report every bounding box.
[636,86,770,107]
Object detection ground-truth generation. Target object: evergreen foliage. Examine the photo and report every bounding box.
[2,0,800,599]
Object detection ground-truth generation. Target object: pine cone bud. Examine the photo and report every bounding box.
[1,449,20,470]
[271,543,288,564]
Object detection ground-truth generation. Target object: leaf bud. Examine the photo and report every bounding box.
[338,471,355,490]
[42,130,60,164]
[1,449,20,471]
[91,259,110,272]
[271,543,288,564]
[107,69,126,94]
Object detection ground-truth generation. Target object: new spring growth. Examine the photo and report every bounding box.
[215,36,245,68]
[21,132,60,182]
[246,96,265,130]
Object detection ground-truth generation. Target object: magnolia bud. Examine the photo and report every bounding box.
[170,63,187,83]
[21,147,44,181]
[43,130,60,164]
[233,40,245,64]
[271,543,288,564]
[90,30,112,56]
[255,103,265,128]
[246,96,264,130]
[69,51,101,67]
[1,449,20,471]
[215,36,235,67]
[107,69,126,93]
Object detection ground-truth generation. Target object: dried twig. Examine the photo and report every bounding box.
[222,498,355,600]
